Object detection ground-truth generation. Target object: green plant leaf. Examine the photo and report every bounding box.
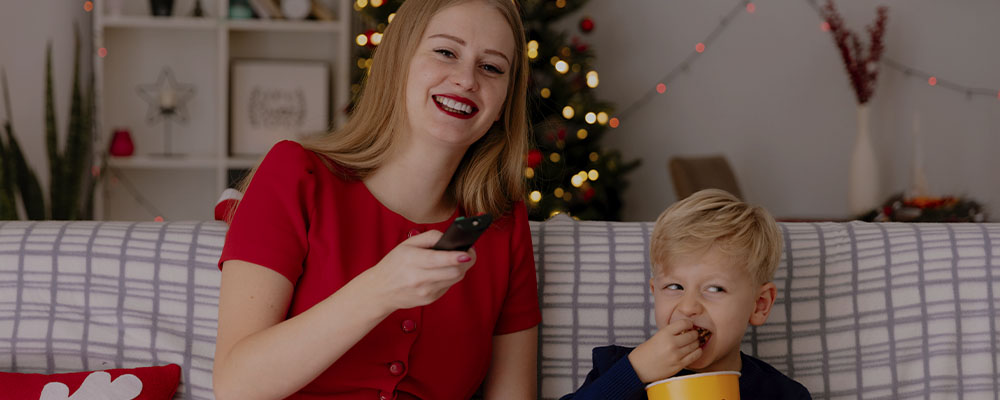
[61,25,86,220]
[4,122,46,220]
[45,41,65,220]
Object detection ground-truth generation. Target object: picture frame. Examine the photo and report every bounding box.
[230,59,330,156]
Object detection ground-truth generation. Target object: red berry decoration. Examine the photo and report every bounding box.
[579,17,594,33]
[527,150,543,168]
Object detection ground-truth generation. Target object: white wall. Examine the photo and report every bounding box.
[557,0,1000,221]
[0,0,93,198]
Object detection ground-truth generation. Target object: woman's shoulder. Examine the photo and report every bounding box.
[261,140,355,180]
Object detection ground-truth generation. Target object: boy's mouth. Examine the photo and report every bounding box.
[694,325,712,348]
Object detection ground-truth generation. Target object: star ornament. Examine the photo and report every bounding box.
[137,67,195,125]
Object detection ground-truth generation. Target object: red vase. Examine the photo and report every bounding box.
[109,128,135,156]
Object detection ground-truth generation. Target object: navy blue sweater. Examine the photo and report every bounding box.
[560,345,811,400]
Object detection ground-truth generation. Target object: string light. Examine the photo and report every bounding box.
[586,71,600,88]
[563,192,572,201]
[746,2,755,13]
[555,60,570,74]
[98,48,107,58]
[589,152,599,162]
[549,210,563,218]
[371,0,383,7]
[355,0,368,8]
[554,188,564,197]
[585,112,597,124]
[588,169,599,180]
[388,13,395,23]
[549,152,561,163]
[597,112,609,125]
[928,76,937,86]
[154,216,164,222]
[562,106,575,119]
[695,42,706,53]
[571,173,585,187]
[84,1,93,12]
[357,58,368,68]
[555,0,566,8]
[370,32,383,45]
[525,167,535,178]
[540,88,551,98]
[656,83,666,94]
[609,117,620,128]
[356,34,369,46]
[529,190,542,202]
[527,40,539,59]
[577,129,588,139]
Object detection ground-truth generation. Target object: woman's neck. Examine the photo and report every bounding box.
[363,137,467,224]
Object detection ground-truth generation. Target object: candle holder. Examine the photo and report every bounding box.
[136,67,195,156]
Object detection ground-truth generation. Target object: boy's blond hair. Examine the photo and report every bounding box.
[649,189,782,285]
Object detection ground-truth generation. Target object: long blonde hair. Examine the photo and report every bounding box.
[290,0,529,217]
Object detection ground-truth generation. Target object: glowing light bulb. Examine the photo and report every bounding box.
[597,112,609,125]
[525,167,535,178]
[746,3,755,13]
[928,77,937,86]
[609,118,620,128]
[84,1,93,12]
[528,48,538,59]
[586,71,599,88]
[577,129,588,140]
[388,13,395,23]
[370,32,383,45]
[554,188,565,197]
[588,169,599,181]
[656,83,667,94]
[571,175,585,187]
[98,48,108,58]
[555,60,569,74]
[549,152,561,163]
[530,191,542,202]
[695,43,706,53]
[562,106,575,119]
[356,34,369,46]
[528,40,539,50]
[585,112,597,124]
[589,152,599,162]
[371,0,383,7]
[355,0,368,8]
[540,88,551,98]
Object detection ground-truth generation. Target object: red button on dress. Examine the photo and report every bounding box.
[388,361,405,376]
[378,390,396,400]
[401,319,417,333]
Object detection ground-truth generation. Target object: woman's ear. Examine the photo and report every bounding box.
[749,282,777,326]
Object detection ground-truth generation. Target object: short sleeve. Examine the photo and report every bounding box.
[493,201,542,335]
[219,140,316,283]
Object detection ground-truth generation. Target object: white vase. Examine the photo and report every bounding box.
[848,104,880,216]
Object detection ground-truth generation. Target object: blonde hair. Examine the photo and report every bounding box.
[649,189,783,285]
[292,0,529,217]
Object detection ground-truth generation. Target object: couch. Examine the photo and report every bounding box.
[2,217,998,399]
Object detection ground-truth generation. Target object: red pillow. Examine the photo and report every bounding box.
[0,364,181,400]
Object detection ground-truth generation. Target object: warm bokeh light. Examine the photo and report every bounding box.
[357,58,367,68]
[585,112,597,124]
[370,32,383,45]
[530,191,542,202]
[154,216,164,222]
[84,1,93,12]
[371,0,384,7]
[554,188,565,198]
[556,0,566,8]
[355,0,368,8]
[695,42,706,53]
[609,117,620,128]
[525,167,535,178]
[597,112,609,125]
[98,47,108,58]
[540,88,551,98]
[571,174,585,187]
[549,152,561,163]
[656,83,667,94]
[555,60,569,74]
[528,48,538,59]
[356,34,368,46]
[586,71,599,88]
[588,169,599,181]
[577,129,588,140]
[388,13,395,23]
[928,77,937,86]
[562,106,575,119]
[589,152,599,162]
[746,3,755,13]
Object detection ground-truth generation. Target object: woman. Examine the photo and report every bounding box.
[212,0,539,399]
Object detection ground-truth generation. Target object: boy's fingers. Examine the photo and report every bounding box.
[681,347,703,365]
[665,319,694,334]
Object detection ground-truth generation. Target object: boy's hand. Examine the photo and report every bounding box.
[627,319,703,383]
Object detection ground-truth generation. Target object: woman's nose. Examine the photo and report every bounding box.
[450,62,478,91]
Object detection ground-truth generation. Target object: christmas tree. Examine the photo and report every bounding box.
[353,0,638,221]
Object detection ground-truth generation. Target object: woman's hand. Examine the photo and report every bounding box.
[364,230,477,313]
[627,319,702,383]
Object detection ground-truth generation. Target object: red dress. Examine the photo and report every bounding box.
[220,141,541,400]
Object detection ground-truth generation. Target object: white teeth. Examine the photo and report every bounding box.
[434,96,473,114]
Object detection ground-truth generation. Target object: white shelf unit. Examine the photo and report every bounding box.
[93,0,351,221]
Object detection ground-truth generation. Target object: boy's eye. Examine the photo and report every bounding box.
[665,283,683,291]
[707,286,726,293]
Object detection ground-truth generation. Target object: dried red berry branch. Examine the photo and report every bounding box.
[821,1,888,104]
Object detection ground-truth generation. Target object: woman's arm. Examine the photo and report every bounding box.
[482,326,539,400]
[212,260,393,400]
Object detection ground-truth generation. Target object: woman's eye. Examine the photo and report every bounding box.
[482,64,504,74]
[435,49,456,58]
[665,283,683,291]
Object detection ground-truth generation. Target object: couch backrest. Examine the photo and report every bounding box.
[534,215,1000,400]
[3,219,999,400]
[0,221,226,400]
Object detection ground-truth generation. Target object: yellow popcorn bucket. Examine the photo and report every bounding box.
[645,371,741,400]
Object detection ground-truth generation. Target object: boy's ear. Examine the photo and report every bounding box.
[749,282,777,326]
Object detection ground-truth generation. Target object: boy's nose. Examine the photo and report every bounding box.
[676,294,704,316]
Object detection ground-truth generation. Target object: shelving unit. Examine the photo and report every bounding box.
[93,0,351,220]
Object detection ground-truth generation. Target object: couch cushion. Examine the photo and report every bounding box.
[0,221,227,400]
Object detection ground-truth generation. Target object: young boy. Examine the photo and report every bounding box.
[561,189,811,399]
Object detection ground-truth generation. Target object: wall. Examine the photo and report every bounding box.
[0,0,93,205]
[557,0,1000,221]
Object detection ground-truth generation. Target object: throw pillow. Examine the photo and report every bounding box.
[0,364,181,400]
